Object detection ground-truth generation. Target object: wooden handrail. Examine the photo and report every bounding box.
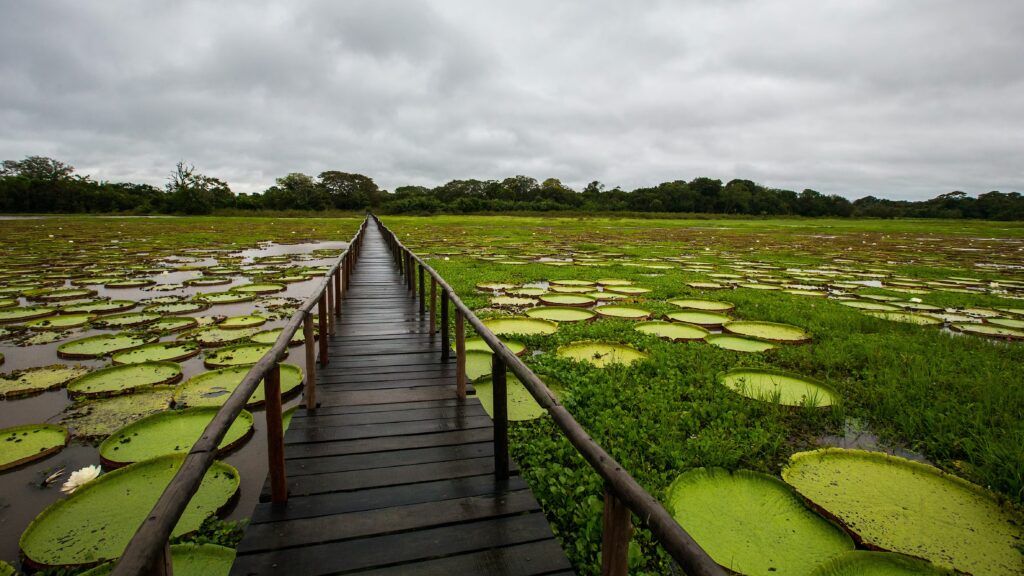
[111,217,369,575]
[372,215,725,576]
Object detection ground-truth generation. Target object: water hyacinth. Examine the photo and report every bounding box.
[61,465,100,494]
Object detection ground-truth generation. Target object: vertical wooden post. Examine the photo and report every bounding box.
[407,254,415,291]
[418,264,425,315]
[147,540,173,576]
[456,310,466,399]
[429,278,437,334]
[334,268,342,313]
[303,313,316,409]
[601,486,633,576]
[265,362,288,503]
[327,278,336,337]
[492,353,509,480]
[318,296,329,366]
[440,292,450,363]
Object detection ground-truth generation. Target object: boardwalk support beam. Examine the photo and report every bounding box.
[601,485,633,576]
[456,309,466,399]
[441,292,450,363]
[265,362,287,503]
[492,353,509,480]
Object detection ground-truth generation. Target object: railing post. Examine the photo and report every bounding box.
[144,540,172,576]
[429,277,437,334]
[456,309,466,399]
[418,263,425,315]
[441,292,450,363]
[601,485,633,576]
[265,362,288,503]
[327,277,336,337]
[303,312,317,409]
[318,296,329,366]
[407,253,415,291]
[492,353,509,480]
[334,267,342,314]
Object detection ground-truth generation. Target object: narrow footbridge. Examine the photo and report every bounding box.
[112,216,724,576]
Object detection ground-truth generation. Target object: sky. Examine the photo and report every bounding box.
[1,1,1021,200]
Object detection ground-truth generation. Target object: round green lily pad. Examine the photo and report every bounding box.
[669,299,734,311]
[594,305,651,319]
[0,559,15,576]
[465,350,494,381]
[1,424,68,471]
[809,551,954,576]
[19,454,240,569]
[197,291,256,304]
[507,287,546,297]
[952,322,1024,340]
[67,362,182,398]
[30,288,96,302]
[987,317,1024,329]
[251,328,305,346]
[556,342,648,367]
[482,317,558,336]
[525,306,596,322]
[62,300,136,314]
[25,313,96,331]
[174,364,303,408]
[635,320,709,341]
[231,283,285,294]
[596,278,632,286]
[0,306,56,324]
[689,282,726,290]
[704,334,777,353]
[463,336,525,356]
[538,293,595,307]
[186,276,233,286]
[489,296,538,308]
[548,285,595,294]
[863,311,943,326]
[586,291,628,300]
[472,374,546,421]
[144,301,211,315]
[89,312,161,329]
[57,333,157,359]
[99,407,254,467]
[476,282,517,292]
[782,448,1024,576]
[61,387,174,439]
[721,368,837,407]
[149,316,199,333]
[104,278,154,289]
[80,543,236,576]
[724,321,811,342]
[112,341,200,364]
[604,286,650,295]
[1,365,91,399]
[220,315,267,330]
[185,326,260,347]
[0,298,16,309]
[550,279,594,287]
[838,300,901,312]
[203,343,274,368]
[666,310,731,327]
[666,468,854,576]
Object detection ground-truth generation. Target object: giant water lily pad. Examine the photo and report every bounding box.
[174,364,303,408]
[782,448,1024,575]
[186,326,260,347]
[203,343,274,368]
[604,286,650,295]
[557,342,648,367]
[1,424,68,471]
[721,368,837,407]
[809,551,953,576]
[90,312,162,329]
[863,311,942,326]
[197,291,255,304]
[669,299,734,311]
[538,293,595,307]
[838,300,901,312]
[472,374,546,421]
[219,315,267,330]
[987,317,1024,329]
[0,306,56,324]
[99,407,254,467]
[26,313,96,331]
[251,328,305,346]
[62,300,136,315]
[144,301,210,315]
[112,341,200,364]
[67,362,182,398]
[231,283,285,294]
[482,317,558,336]
[704,334,777,353]
[952,322,1024,340]
[57,333,157,359]
[463,336,525,356]
[666,468,854,576]
[635,321,709,341]
[61,386,175,439]
[490,296,538,308]
[525,306,596,322]
[724,321,811,342]
[149,316,199,333]
[80,543,236,576]
[465,350,494,381]
[0,365,90,399]
[666,310,731,327]
[594,305,651,319]
[19,454,240,568]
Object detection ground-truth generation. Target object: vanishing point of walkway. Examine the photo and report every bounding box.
[231,221,573,575]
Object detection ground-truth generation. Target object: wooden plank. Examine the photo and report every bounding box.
[313,385,459,406]
[287,403,487,429]
[285,442,493,476]
[284,415,494,444]
[284,428,494,460]
[353,540,573,576]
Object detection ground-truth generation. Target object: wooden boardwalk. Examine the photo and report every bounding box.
[231,220,573,575]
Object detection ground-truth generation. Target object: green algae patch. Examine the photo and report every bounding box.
[482,317,558,336]
[99,408,254,467]
[67,362,182,399]
[952,322,1024,340]
[19,455,240,569]
[782,448,1024,575]
[174,364,303,408]
[80,543,236,576]
[666,468,854,576]
[26,313,96,331]
[526,306,596,322]
[724,320,812,343]
[863,311,942,326]
[669,299,734,311]
[635,320,709,341]
[219,315,267,330]
[203,343,274,368]
[57,333,157,359]
[809,551,954,576]
[538,293,596,307]
[665,310,731,327]
[0,306,56,324]
[593,305,651,320]
[0,365,91,399]
[112,341,200,364]
[473,374,546,421]
[1,424,68,471]
[704,334,777,353]
[62,387,175,439]
[721,368,837,407]
[556,342,648,368]
[463,336,526,356]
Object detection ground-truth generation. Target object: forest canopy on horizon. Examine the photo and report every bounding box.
[1,155,1021,220]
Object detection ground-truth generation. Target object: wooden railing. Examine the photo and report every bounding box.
[373,215,725,576]
[111,217,369,575]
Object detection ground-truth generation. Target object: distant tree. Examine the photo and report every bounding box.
[318,171,380,209]
[1,156,76,180]
[165,161,233,215]
[275,172,328,210]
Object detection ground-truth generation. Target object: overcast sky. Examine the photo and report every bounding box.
[1,1,1021,200]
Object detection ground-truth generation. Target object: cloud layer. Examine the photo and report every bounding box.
[1,0,1021,199]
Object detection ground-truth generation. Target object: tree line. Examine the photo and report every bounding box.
[1,156,1021,220]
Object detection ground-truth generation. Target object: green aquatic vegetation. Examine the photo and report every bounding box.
[174,364,303,408]
[462,336,526,355]
[19,455,239,569]
[862,311,943,325]
[593,305,651,319]
[203,343,274,368]
[61,300,136,314]
[61,386,175,439]
[665,309,731,326]
[195,291,255,304]
[538,293,596,307]
[80,543,236,576]
[721,368,838,407]
[99,408,254,467]
[634,320,709,341]
[724,320,812,342]
[525,306,596,322]
[89,312,161,329]
[251,328,305,346]
[0,365,91,399]
[25,313,96,331]
[473,374,548,421]
[809,551,953,576]
[481,317,558,336]
[0,424,68,471]
[704,334,777,352]
[230,283,285,294]
[218,315,267,330]
[952,322,1024,340]
[111,341,200,364]
[67,362,182,398]
[556,341,648,367]
[149,316,199,333]
[57,333,157,359]
[668,298,734,311]
[144,301,210,315]
[0,306,56,324]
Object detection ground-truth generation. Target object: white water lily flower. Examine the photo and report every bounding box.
[61,465,101,494]
[909,297,923,303]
